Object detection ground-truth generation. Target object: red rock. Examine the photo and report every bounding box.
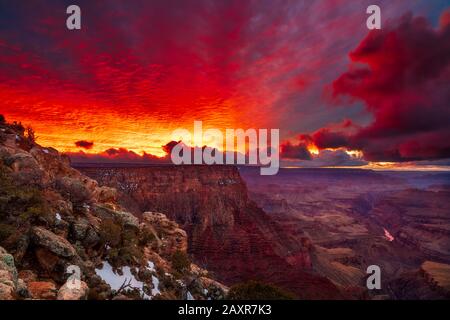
[28,281,57,300]
[57,280,89,300]
[18,270,37,284]
[35,248,59,273]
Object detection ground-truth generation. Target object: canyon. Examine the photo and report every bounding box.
[78,164,344,299]
[3,118,447,300]
[78,164,450,299]
[241,167,450,298]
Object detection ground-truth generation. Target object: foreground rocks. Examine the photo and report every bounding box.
[141,212,188,256]
[31,227,77,258]
[0,247,18,300]
[0,118,227,300]
[28,281,57,300]
[57,280,89,300]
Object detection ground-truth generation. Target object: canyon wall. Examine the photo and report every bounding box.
[79,165,344,299]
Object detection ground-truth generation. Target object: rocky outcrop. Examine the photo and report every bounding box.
[0,247,18,300]
[28,281,57,300]
[57,280,89,300]
[141,212,188,256]
[0,118,226,300]
[31,227,77,258]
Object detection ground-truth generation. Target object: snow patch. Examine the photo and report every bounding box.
[151,275,160,296]
[146,261,155,272]
[383,228,394,242]
[95,261,154,299]
[187,291,195,300]
[55,213,61,221]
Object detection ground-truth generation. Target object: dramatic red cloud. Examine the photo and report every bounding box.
[1,1,448,166]
[75,140,94,150]
[320,12,450,162]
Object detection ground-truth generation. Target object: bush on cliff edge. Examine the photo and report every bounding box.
[227,281,296,300]
[171,250,191,275]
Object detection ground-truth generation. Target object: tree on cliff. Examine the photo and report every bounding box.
[227,281,295,300]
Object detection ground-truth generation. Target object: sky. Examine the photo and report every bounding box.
[0,0,449,168]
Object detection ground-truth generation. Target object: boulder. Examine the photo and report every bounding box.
[70,218,100,247]
[0,247,18,278]
[117,210,140,229]
[31,227,77,258]
[0,282,14,300]
[55,177,92,206]
[28,281,57,300]
[83,227,100,248]
[16,279,29,298]
[0,247,18,299]
[199,277,229,299]
[54,218,70,238]
[142,212,188,255]
[94,204,139,229]
[94,186,118,204]
[35,248,59,272]
[18,270,37,284]
[8,152,44,185]
[57,280,89,300]
[9,152,40,173]
[71,219,90,240]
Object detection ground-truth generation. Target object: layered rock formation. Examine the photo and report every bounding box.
[387,261,450,299]
[0,119,226,300]
[240,167,450,299]
[79,165,345,299]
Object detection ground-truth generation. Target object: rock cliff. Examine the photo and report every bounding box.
[0,119,226,300]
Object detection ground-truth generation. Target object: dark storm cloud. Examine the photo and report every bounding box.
[280,141,312,160]
[75,140,94,149]
[319,12,450,162]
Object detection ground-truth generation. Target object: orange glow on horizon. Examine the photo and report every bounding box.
[308,145,320,155]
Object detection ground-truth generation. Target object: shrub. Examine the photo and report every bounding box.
[170,250,191,274]
[122,228,138,245]
[99,219,122,247]
[25,126,36,144]
[11,121,24,135]
[227,281,296,300]
[118,245,143,265]
[99,218,145,267]
[139,228,156,246]
[0,162,48,225]
[0,114,5,124]
[107,248,119,261]
[0,223,15,243]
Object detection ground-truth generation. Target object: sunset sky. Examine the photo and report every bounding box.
[0,0,449,168]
